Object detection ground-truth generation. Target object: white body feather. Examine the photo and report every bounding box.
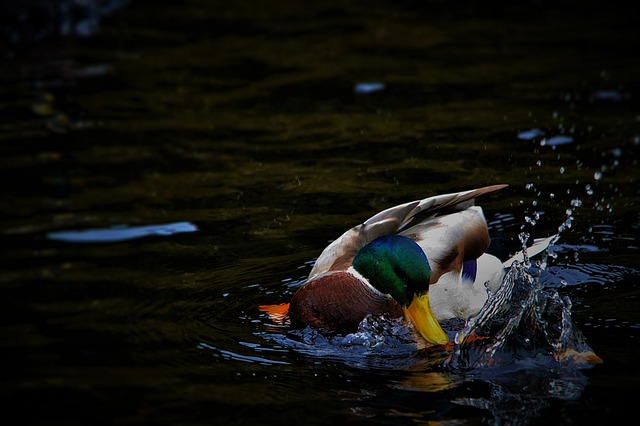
[428,253,504,321]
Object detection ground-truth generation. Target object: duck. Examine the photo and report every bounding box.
[261,184,556,346]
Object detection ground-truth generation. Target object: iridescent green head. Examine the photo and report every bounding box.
[352,234,448,345]
[352,235,431,305]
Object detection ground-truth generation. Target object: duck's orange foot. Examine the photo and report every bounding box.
[259,303,290,324]
[555,348,604,366]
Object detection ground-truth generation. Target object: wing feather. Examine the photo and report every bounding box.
[308,185,507,278]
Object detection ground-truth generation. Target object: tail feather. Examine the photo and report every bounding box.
[503,235,558,267]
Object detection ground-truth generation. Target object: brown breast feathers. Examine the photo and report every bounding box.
[288,271,403,334]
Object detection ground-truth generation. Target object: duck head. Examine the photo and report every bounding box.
[352,235,449,345]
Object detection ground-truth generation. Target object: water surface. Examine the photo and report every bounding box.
[1,0,639,424]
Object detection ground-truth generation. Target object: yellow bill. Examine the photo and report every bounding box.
[403,293,449,345]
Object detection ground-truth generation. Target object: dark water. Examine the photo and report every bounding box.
[2,0,639,424]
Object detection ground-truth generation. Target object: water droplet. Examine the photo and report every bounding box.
[518,232,531,266]
[559,166,565,174]
[585,184,594,196]
[594,171,603,181]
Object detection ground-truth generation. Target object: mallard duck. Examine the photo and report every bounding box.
[262,184,555,346]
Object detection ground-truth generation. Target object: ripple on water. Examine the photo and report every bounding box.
[543,263,634,287]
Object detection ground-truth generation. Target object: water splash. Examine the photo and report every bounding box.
[518,231,532,267]
[441,260,602,424]
[262,314,438,369]
[261,258,600,372]
[447,262,601,371]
